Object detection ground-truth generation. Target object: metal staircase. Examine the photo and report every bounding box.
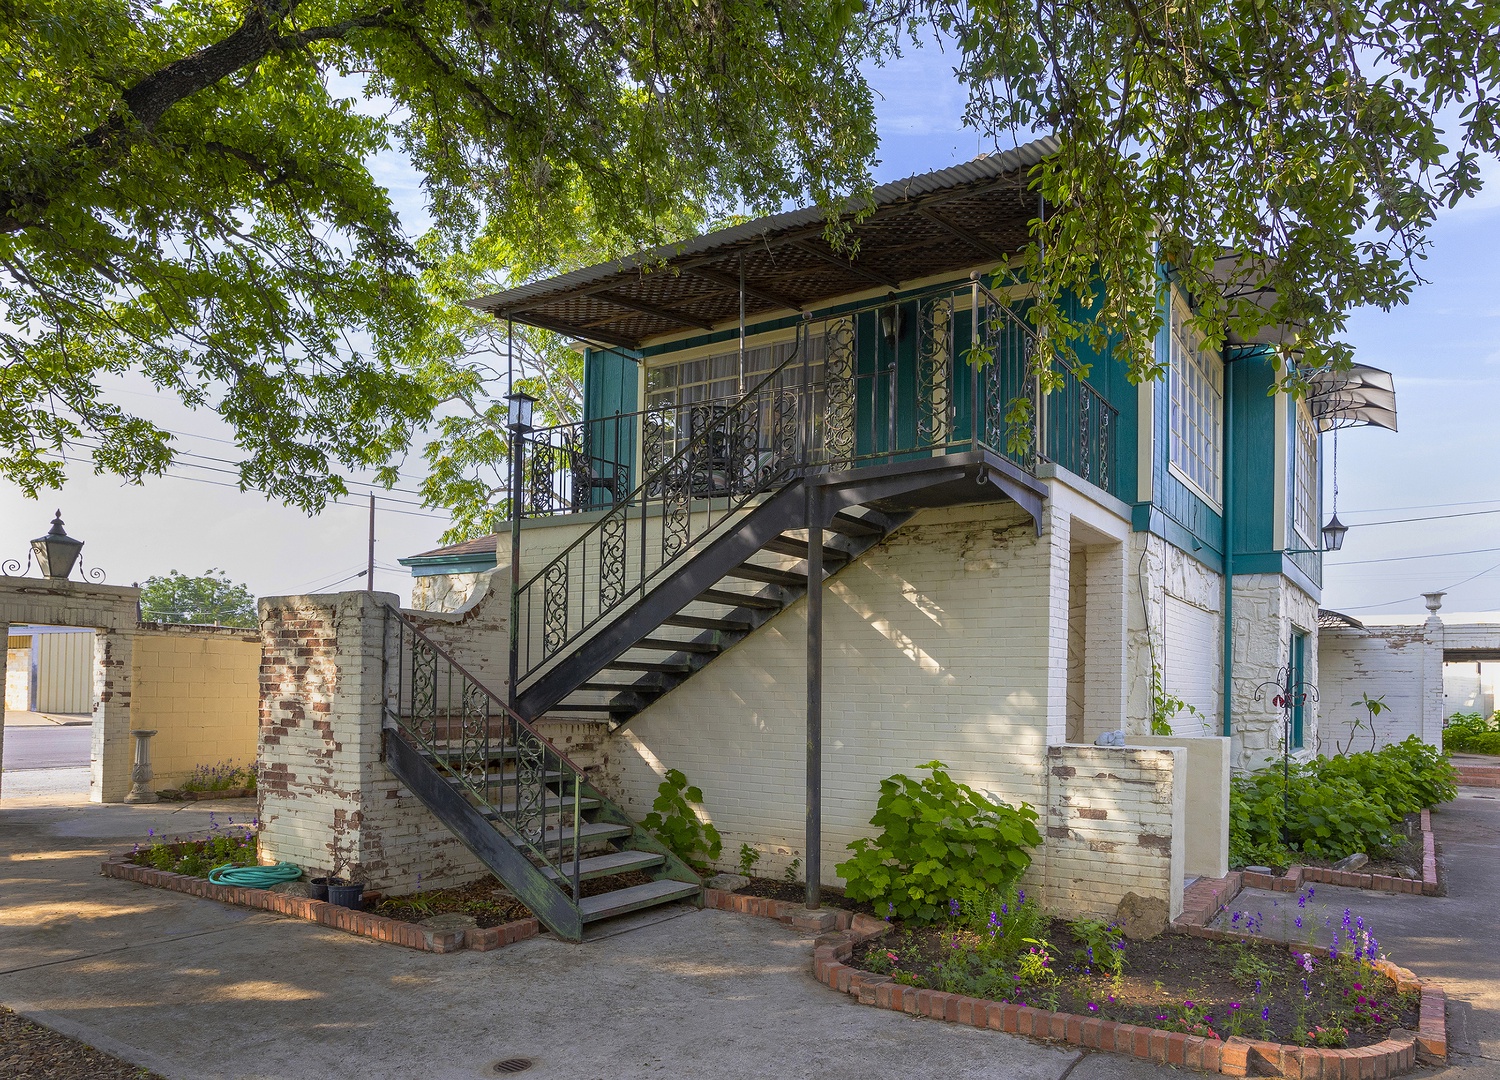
[382,608,702,942]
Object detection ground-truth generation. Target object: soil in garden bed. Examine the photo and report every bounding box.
[850,921,1418,1049]
[1259,812,1427,880]
[737,876,882,917]
[2,1004,167,1080]
[370,871,658,929]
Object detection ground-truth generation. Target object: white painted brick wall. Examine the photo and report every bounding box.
[1319,617,1447,750]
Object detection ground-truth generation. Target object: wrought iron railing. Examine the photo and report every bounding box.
[382,606,583,900]
[509,280,1121,689]
[513,338,812,683]
[518,414,637,517]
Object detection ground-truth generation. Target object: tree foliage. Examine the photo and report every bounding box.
[5,0,1498,513]
[1,0,882,509]
[139,568,257,626]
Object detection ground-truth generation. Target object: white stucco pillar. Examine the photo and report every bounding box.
[1082,541,1129,740]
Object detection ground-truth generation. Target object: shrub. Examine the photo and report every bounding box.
[640,769,722,872]
[1444,711,1500,755]
[1229,737,1456,866]
[181,760,256,793]
[837,761,1041,924]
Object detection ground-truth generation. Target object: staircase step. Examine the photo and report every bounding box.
[444,768,565,787]
[762,535,852,564]
[471,792,601,814]
[724,562,807,588]
[694,588,782,611]
[633,637,722,654]
[496,819,633,845]
[826,512,887,538]
[550,702,635,714]
[662,613,752,632]
[578,879,702,922]
[604,659,694,674]
[539,849,666,882]
[577,680,661,694]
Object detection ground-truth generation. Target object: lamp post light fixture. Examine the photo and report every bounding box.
[1320,512,1348,553]
[33,510,85,580]
[506,389,537,434]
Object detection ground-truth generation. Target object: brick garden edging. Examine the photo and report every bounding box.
[704,888,1447,1077]
[100,854,538,954]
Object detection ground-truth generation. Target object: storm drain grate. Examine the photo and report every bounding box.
[493,1059,534,1075]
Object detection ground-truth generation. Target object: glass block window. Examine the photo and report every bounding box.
[1292,401,1320,548]
[1168,295,1224,504]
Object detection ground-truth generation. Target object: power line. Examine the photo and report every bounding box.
[1342,496,1500,516]
[1347,507,1500,527]
[1327,544,1500,566]
[1336,556,1500,611]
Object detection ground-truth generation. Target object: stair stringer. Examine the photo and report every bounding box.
[514,480,811,720]
[600,505,916,730]
[383,728,585,941]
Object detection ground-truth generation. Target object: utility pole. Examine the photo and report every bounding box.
[366,493,375,592]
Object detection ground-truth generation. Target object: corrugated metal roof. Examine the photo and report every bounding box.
[466,136,1059,337]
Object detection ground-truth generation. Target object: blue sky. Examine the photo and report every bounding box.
[2,47,1497,616]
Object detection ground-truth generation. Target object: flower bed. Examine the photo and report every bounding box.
[703,885,1447,1077]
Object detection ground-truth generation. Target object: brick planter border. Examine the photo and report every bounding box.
[101,854,538,954]
[704,888,1447,1077]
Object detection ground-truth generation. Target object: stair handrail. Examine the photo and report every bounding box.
[512,330,809,685]
[382,604,585,898]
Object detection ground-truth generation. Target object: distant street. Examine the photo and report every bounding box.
[2,725,90,771]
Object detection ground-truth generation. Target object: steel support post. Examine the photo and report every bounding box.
[508,429,524,710]
[805,484,824,910]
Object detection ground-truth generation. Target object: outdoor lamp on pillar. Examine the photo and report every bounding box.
[32,510,84,580]
[506,389,537,434]
[1320,513,1348,553]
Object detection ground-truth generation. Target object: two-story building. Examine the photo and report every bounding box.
[259,136,1396,941]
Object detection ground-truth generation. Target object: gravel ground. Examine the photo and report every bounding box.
[0,1006,165,1079]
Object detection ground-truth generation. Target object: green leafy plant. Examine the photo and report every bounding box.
[1072,918,1127,978]
[955,884,1047,959]
[1229,737,1456,865]
[1149,663,1208,737]
[1334,693,1388,755]
[180,759,256,793]
[1015,938,1058,987]
[1444,712,1500,755]
[784,857,801,883]
[640,769,722,872]
[838,761,1041,924]
[736,843,761,877]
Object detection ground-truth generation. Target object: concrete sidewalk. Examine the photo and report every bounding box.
[0,799,1171,1080]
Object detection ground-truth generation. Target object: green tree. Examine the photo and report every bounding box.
[1,0,884,510]
[7,0,1499,517]
[139,569,257,627]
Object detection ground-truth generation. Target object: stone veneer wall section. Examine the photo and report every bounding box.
[256,590,489,894]
[1230,573,1320,771]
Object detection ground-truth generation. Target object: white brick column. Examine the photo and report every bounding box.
[1082,540,1129,740]
[257,590,487,893]
[0,620,8,793]
[1041,504,1073,746]
[91,628,135,802]
[1421,612,1446,747]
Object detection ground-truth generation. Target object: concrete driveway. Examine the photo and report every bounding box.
[0,799,1172,1080]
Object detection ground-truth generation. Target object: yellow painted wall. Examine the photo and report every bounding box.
[130,627,260,790]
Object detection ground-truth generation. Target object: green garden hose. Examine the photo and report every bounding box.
[207,862,304,888]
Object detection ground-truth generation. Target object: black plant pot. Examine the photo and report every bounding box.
[309,876,344,902]
[327,882,365,910]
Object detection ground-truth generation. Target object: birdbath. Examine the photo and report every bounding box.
[125,729,159,804]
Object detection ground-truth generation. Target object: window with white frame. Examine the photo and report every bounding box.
[1292,400,1319,548]
[645,336,825,410]
[1168,295,1224,504]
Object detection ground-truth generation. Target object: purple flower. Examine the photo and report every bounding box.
[1262,1006,1271,1022]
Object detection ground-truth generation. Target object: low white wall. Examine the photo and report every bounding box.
[1125,735,1229,878]
[1318,619,1443,751]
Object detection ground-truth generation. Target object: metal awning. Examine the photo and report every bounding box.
[466,137,1060,348]
[1308,364,1398,432]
